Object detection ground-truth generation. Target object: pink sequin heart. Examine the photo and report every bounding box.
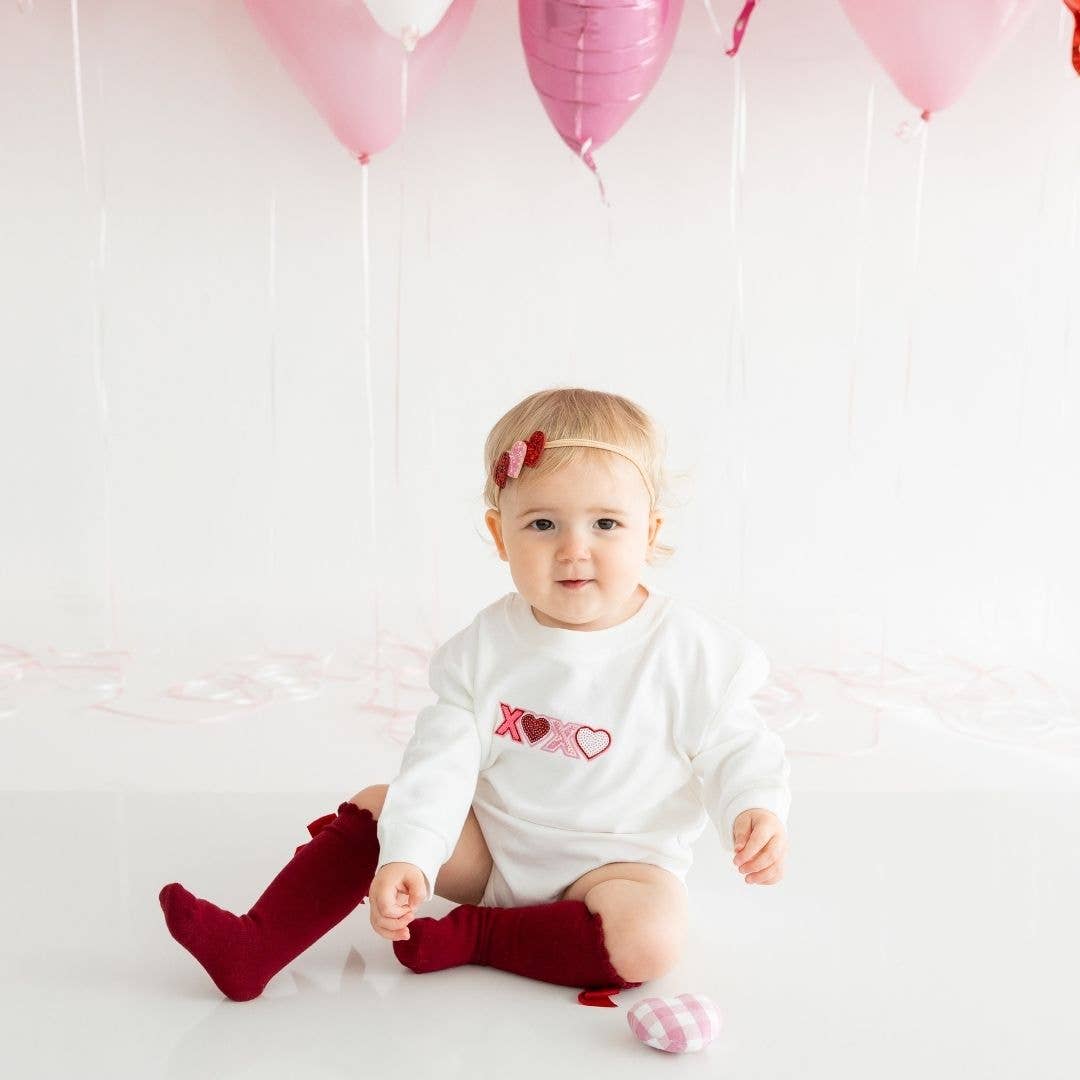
[507,439,527,479]
[575,726,611,760]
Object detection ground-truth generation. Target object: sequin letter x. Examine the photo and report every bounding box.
[495,703,524,742]
[540,719,582,758]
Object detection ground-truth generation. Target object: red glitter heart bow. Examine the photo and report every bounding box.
[493,429,546,490]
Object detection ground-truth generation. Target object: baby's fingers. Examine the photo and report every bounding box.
[371,878,409,917]
[745,862,784,885]
[375,907,414,928]
[370,908,414,940]
[737,835,780,874]
[374,926,411,942]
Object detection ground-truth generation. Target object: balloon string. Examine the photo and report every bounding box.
[580,140,610,206]
[395,180,405,487]
[1045,178,1078,649]
[702,0,722,35]
[92,197,115,649]
[879,119,928,675]
[266,191,279,633]
[899,119,928,465]
[726,57,749,618]
[395,48,410,488]
[725,0,758,57]
[71,0,89,201]
[848,82,875,455]
[703,0,759,56]
[429,351,442,656]
[1064,183,1079,430]
[359,157,381,666]
[72,0,118,649]
[727,56,746,404]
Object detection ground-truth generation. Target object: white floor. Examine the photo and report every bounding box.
[2,662,1079,1078]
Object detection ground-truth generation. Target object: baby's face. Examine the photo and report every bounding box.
[484,453,662,631]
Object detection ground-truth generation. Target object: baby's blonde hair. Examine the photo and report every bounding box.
[482,386,679,566]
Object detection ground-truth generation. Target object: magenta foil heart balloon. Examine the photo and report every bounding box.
[244,0,476,162]
[518,0,685,174]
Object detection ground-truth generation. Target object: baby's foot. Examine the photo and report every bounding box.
[159,882,268,1001]
[392,906,485,974]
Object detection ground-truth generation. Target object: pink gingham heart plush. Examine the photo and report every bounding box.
[627,993,722,1053]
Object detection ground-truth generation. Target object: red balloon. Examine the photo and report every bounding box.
[1065,0,1080,77]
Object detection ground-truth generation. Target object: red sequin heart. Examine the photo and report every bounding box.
[523,429,545,467]
[493,451,510,488]
[522,713,550,743]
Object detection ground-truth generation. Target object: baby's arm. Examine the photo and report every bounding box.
[375,631,483,907]
[689,638,791,858]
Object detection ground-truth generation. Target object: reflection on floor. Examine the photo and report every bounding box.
[2,693,1078,1078]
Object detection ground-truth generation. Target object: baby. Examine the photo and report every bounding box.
[159,387,791,1002]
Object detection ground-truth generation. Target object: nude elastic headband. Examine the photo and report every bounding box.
[492,430,656,507]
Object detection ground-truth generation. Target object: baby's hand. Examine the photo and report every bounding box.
[369,862,427,941]
[732,809,788,885]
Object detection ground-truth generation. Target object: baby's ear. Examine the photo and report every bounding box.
[483,508,508,560]
[649,513,663,545]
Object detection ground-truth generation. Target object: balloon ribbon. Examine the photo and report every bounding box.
[726,0,758,57]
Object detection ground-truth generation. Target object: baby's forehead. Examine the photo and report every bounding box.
[510,457,646,511]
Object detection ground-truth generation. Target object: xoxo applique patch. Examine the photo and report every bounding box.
[495,703,613,761]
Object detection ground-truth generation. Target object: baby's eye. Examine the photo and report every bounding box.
[526,518,620,532]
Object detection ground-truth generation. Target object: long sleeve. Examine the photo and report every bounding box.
[375,631,482,902]
[690,638,791,853]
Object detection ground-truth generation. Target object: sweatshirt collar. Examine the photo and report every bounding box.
[504,584,670,657]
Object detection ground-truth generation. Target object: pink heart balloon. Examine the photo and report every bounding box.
[837,0,1037,119]
[244,0,476,162]
[518,0,685,173]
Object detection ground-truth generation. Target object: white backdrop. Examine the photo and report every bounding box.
[2,0,1078,698]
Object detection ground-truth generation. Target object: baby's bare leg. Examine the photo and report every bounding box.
[561,862,687,984]
[349,785,493,905]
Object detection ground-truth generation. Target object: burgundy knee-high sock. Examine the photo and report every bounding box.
[159,801,379,1002]
[393,900,640,993]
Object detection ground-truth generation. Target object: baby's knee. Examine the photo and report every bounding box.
[600,909,683,983]
[349,784,389,817]
[621,923,682,983]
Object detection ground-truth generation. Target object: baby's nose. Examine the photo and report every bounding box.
[557,536,590,559]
